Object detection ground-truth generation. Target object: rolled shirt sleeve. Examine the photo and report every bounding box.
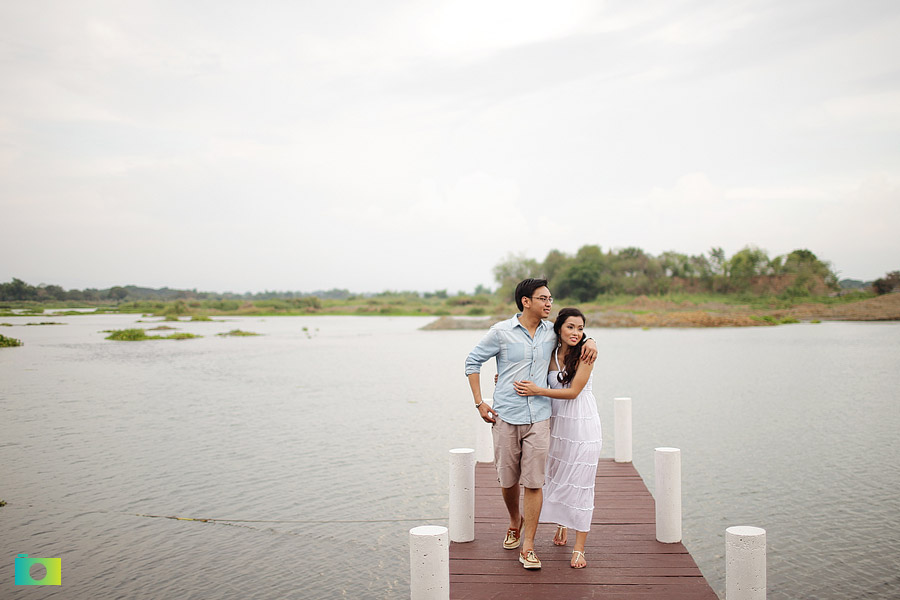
[465,328,500,376]
[463,315,555,425]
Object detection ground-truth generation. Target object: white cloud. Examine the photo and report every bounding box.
[800,91,900,132]
[643,1,760,46]
[809,174,900,278]
[648,172,722,208]
[420,0,600,60]
[1,1,899,291]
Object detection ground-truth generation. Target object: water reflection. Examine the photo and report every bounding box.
[1,316,898,599]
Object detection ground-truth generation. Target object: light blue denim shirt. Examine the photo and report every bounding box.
[464,314,557,425]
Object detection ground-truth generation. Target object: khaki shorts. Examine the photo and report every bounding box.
[492,418,551,489]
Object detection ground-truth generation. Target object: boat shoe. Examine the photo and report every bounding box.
[502,518,524,550]
[519,549,542,569]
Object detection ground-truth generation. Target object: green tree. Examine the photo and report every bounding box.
[780,249,839,297]
[493,253,541,301]
[40,284,67,301]
[659,251,692,278]
[708,248,727,276]
[705,248,729,292]
[555,245,609,301]
[615,247,648,278]
[690,254,713,286]
[609,247,664,294]
[555,262,605,301]
[872,270,900,295]
[727,246,770,292]
[0,278,39,301]
[542,249,571,289]
[109,286,129,303]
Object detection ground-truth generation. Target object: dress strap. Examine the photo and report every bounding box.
[554,346,562,372]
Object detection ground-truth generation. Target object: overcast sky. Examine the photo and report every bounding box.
[2,0,898,293]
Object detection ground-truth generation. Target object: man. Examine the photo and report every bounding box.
[464,278,597,570]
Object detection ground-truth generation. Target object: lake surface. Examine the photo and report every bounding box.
[1,315,899,598]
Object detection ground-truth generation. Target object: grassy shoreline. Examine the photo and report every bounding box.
[1,291,897,327]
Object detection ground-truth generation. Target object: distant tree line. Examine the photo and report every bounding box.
[2,254,895,306]
[0,278,353,304]
[493,246,853,302]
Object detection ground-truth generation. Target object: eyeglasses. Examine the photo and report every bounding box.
[529,296,553,304]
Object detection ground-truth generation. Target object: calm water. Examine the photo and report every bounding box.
[1,315,898,598]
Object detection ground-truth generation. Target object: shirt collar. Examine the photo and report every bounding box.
[514,313,551,331]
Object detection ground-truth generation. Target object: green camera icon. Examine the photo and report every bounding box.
[14,554,61,586]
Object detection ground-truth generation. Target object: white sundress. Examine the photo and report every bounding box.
[539,351,603,532]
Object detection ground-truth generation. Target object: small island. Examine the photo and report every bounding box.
[105,328,201,341]
[0,334,23,347]
[216,329,261,337]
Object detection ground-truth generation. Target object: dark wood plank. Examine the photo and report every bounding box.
[452,582,718,600]
[450,460,719,600]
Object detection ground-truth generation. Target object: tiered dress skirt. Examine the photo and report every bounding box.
[539,370,603,532]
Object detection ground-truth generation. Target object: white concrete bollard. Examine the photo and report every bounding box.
[654,447,682,543]
[409,525,450,600]
[474,399,494,463]
[449,448,475,543]
[726,526,766,600]
[614,397,632,463]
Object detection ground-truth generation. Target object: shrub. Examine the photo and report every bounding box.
[289,297,322,310]
[872,271,900,295]
[750,315,778,325]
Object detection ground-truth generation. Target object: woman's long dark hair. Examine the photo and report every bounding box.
[554,307,587,386]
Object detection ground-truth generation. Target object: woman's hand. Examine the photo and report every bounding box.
[581,338,598,365]
[513,380,542,396]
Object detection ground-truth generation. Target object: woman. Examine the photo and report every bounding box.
[513,307,602,569]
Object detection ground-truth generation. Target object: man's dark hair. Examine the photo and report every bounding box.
[514,278,549,311]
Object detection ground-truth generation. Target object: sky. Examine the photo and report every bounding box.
[1,0,898,294]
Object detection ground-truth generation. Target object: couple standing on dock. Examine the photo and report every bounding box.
[465,278,603,570]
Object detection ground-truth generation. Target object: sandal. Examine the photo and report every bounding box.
[571,550,586,569]
[553,525,567,546]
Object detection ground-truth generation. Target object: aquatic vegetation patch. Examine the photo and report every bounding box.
[166,332,201,340]
[0,334,24,347]
[105,328,201,341]
[216,329,261,337]
[750,315,801,325]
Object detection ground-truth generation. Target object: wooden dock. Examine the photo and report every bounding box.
[449,460,718,599]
